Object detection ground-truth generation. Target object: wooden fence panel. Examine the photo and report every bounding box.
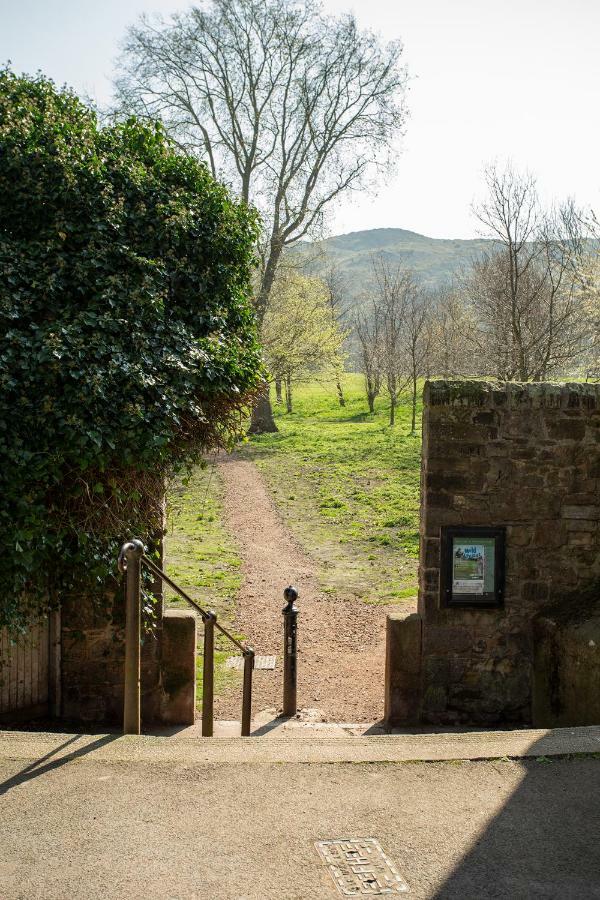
[0,620,50,718]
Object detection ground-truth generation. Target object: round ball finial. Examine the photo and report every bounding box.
[283,585,298,603]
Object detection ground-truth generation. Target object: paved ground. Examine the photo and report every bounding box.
[1,729,600,899]
[217,455,403,722]
[3,724,600,763]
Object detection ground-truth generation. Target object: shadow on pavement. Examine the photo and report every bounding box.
[0,734,119,797]
[433,732,600,899]
[251,716,291,736]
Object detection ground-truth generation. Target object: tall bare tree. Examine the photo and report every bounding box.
[114,0,408,430]
[323,265,351,407]
[571,208,600,380]
[354,298,382,414]
[429,285,481,377]
[402,287,435,433]
[469,164,589,380]
[370,256,415,426]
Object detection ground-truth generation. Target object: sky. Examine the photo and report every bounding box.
[1,0,599,239]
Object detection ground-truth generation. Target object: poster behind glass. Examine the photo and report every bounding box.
[442,528,504,608]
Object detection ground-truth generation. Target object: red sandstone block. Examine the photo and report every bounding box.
[562,505,600,520]
[159,610,196,726]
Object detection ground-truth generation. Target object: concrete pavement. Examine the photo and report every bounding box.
[2,722,600,764]
[0,727,599,899]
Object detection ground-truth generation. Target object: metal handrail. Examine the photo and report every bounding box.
[118,539,255,738]
[142,556,248,654]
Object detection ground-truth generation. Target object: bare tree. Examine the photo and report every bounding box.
[354,298,382,414]
[114,0,408,430]
[323,265,351,407]
[469,164,589,380]
[355,258,434,428]
[568,207,600,380]
[369,256,415,426]
[402,288,435,434]
[429,285,481,377]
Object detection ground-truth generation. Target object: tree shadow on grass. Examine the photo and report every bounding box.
[324,412,376,424]
[0,733,119,797]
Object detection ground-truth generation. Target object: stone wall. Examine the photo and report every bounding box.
[388,380,600,727]
[160,610,196,726]
[60,586,164,725]
[533,607,600,727]
[60,581,196,727]
[384,612,422,725]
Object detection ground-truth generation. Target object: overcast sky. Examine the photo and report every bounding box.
[2,0,599,238]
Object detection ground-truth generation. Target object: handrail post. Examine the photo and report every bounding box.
[282,586,298,717]
[202,611,216,737]
[119,539,144,735]
[241,648,255,737]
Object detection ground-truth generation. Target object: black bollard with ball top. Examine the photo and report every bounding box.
[282,585,298,716]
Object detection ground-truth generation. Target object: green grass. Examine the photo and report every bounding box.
[241,374,421,605]
[195,648,238,708]
[164,463,244,706]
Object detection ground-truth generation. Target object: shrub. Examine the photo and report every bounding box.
[0,70,263,630]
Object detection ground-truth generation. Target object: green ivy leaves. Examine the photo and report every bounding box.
[0,69,264,631]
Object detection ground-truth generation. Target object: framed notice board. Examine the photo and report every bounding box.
[440,526,505,609]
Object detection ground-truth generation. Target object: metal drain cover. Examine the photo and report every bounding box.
[225,655,276,670]
[316,839,409,896]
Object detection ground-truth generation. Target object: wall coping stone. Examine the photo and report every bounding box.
[425,380,600,410]
[387,611,421,623]
[163,608,196,620]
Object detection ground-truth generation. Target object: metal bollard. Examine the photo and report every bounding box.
[282,585,298,717]
[118,539,144,735]
[202,611,216,737]
[241,648,255,737]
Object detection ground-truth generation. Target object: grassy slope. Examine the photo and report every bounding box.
[164,463,243,705]
[240,374,421,604]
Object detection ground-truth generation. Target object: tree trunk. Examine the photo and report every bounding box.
[388,372,396,426]
[275,378,282,403]
[411,373,418,434]
[247,236,284,434]
[285,373,292,413]
[365,375,377,413]
[248,387,278,434]
[336,377,345,407]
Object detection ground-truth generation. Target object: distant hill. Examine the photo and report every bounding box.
[294,227,495,296]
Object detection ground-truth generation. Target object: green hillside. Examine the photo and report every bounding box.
[295,227,495,295]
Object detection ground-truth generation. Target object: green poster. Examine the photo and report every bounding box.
[452,537,496,596]
[452,542,485,594]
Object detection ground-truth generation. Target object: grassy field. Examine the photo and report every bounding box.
[241,374,421,604]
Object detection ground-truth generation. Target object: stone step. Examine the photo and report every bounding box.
[154,706,384,738]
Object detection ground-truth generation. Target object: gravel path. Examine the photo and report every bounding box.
[215,454,402,723]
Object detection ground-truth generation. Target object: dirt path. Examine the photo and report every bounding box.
[215,454,402,723]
